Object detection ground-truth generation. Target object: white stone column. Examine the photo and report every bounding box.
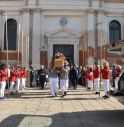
[87,9,95,65]
[32,8,41,68]
[22,8,30,66]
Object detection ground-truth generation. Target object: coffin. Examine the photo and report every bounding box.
[54,59,64,68]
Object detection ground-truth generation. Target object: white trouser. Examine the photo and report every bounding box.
[115,77,120,90]
[102,79,110,95]
[49,77,58,96]
[21,78,26,89]
[10,81,15,92]
[60,79,68,95]
[94,78,100,92]
[16,78,20,91]
[88,80,93,90]
[0,81,6,98]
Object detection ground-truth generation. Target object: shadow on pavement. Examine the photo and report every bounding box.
[0,110,124,127]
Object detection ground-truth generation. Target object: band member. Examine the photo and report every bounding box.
[115,65,122,90]
[38,65,47,89]
[9,66,17,93]
[20,67,28,89]
[49,66,59,97]
[87,67,94,91]
[93,65,100,94]
[59,65,69,97]
[101,62,110,99]
[0,64,8,99]
[16,66,21,92]
[5,64,11,89]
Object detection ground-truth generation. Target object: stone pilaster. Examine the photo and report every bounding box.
[0,10,2,49]
[99,0,103,7]
[24,0,29,6]
[97,9,107,63]
[86,9,95,65]
[32,8,41,68]
[22,8,30,66]
[35,0,39,6]
[89,0,92,7]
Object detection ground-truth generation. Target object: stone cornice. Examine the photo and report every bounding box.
[86,8,95,14]
[32,8,42,12]
[104,0,124,3]
[96,9,109,14]
[20,7,31,13]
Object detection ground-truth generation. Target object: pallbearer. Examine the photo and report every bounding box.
[49,66,59,97]
[20,67,28,89]
[9,66,17,94]
[16,66,21,92]
[59,64,70,97]
[87,67,94,91]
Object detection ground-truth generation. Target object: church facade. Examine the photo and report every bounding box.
[0,0,124,68]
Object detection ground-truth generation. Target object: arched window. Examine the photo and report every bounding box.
[109,20,121,44]
[4,19,17,51]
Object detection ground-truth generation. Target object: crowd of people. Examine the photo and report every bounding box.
[0,60,123,100]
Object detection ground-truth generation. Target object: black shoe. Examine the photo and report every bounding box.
[61,94,65,98]
[51,95,55,98]
[64,92,67,96]
[10,92,14,95]
[55,93,58,97]
[102,95,110,99]
[87,87,91,91]
[95,92,100,94]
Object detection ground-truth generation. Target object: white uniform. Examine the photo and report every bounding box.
[59,67,69,96]
[49,68,58,96]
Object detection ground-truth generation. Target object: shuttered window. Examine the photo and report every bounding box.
[4,19,17,51]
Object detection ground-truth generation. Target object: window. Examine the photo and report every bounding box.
[4,19,17,51]
[109,20,121,44]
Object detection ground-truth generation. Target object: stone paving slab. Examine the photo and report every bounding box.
[0,86,124,127]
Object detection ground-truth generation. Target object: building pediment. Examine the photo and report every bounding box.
[46,28,81,38]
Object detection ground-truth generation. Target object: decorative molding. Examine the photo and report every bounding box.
[46,28,82,38]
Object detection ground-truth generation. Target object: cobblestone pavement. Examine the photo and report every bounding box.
[0,86,124,127]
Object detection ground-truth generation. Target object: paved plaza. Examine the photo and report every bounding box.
[0,86,124,127]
